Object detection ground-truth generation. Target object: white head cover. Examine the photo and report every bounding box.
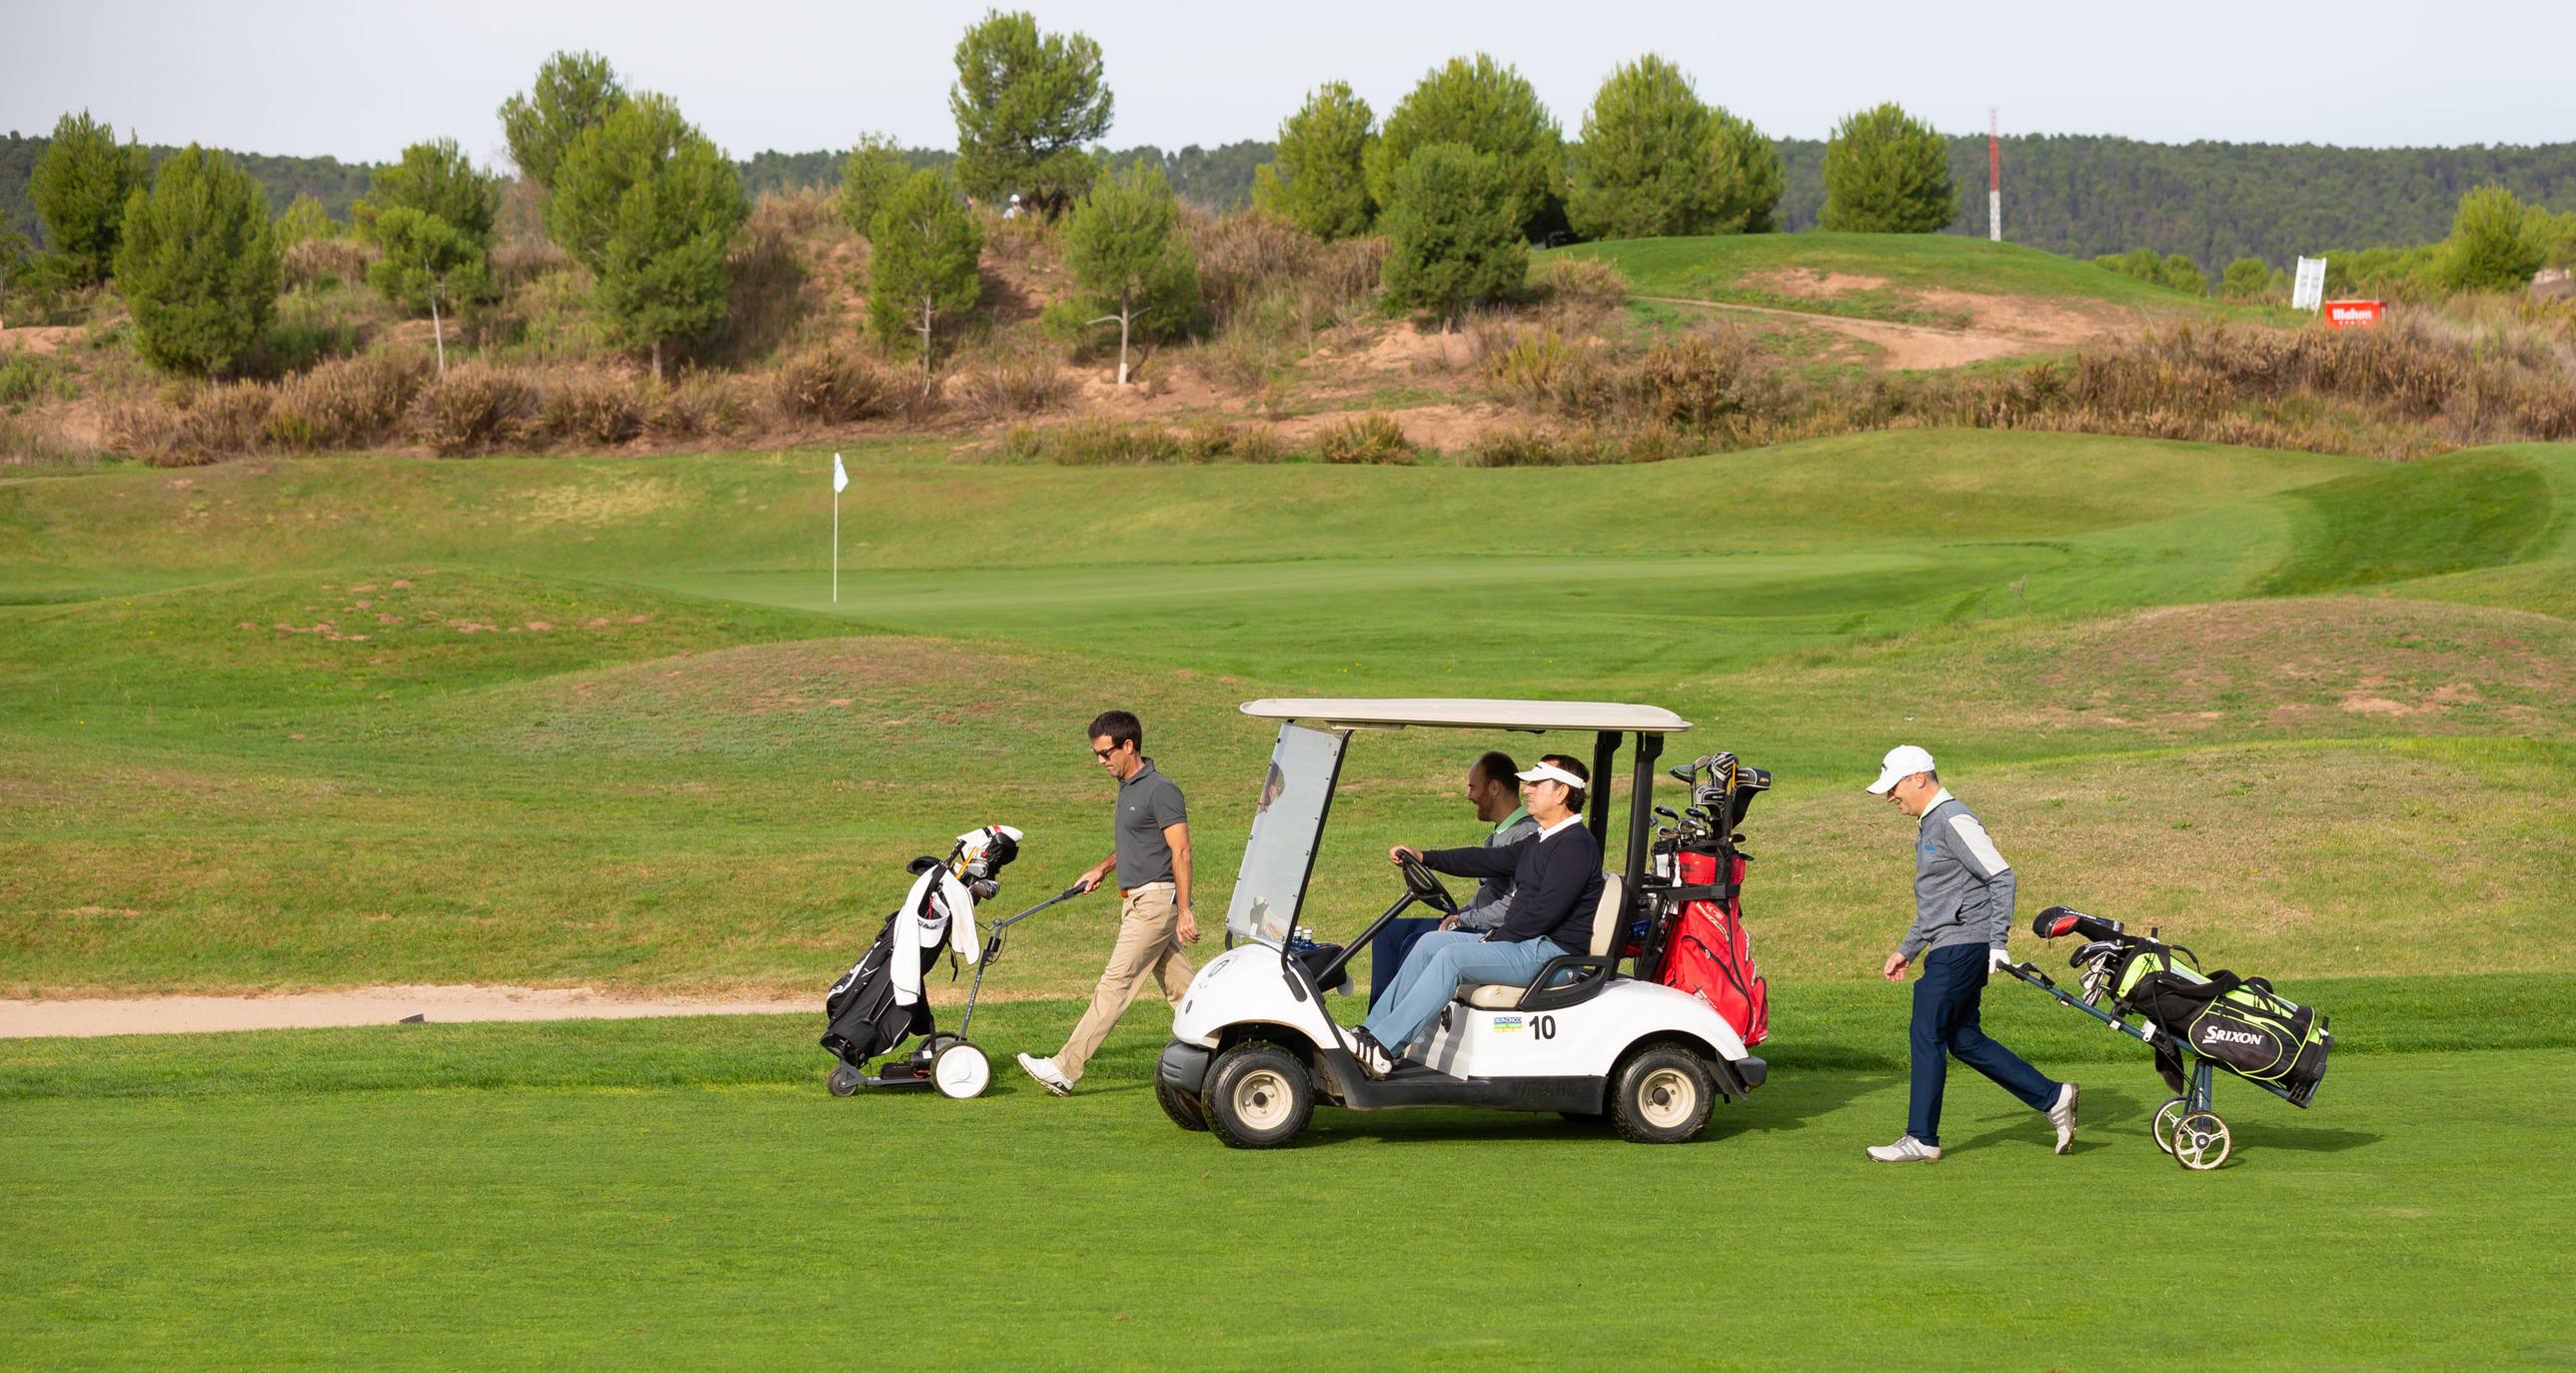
[1515,761,1587,789]
[1866,744,1937,794]
[955,824,1024,863]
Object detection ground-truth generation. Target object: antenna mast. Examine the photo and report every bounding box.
[1987,107,2002,242]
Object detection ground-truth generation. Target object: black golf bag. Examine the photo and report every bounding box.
[820,900,945,1068]
[2036,909,2332,1108]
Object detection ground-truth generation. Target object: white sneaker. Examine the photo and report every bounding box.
[2048,1082,2079,1154]
[1339,1026,1394,1078]
[1015,1053,1073,1096]
[1867,1135,1941,1163]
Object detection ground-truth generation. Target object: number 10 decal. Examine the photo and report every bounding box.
[1533,1015,1556,1040]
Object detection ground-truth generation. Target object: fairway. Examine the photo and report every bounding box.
[6,986,2574,1370]
[7,426,2574,1368]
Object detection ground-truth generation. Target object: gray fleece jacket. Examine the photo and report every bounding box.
[1897,791,2017,959]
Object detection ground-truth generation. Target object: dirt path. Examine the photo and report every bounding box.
[0,985,814,1038]
[1632,295,2074,369]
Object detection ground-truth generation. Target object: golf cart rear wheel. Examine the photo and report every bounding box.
[2152,1097,2189,1155]
[2173,1110,2231,1171]
[1610,1046,1715,1144]
[1205,1043,1313,1149]
[826,1061,863,1097]
[931,1043,991,1099]
[1156,1076,1210,1132]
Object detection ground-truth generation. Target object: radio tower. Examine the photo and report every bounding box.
[1987,107,2003,242]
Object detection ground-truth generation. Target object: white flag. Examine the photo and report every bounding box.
[831,452,849,494]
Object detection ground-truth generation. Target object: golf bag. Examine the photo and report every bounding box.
[2117,958,2330,1108]
[819,826,1018,1068]
[1657,847,1770,1048]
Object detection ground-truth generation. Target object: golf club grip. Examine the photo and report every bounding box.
[2032,906,2122,942]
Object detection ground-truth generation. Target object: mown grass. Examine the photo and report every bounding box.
[1550,232,2267,323]
[3,1006,2570,1370]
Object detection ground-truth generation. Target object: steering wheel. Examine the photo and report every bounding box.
[1396,851,1459,915]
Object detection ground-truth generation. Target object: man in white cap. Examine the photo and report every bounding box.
[1864,744,2077,1162]
[1347,753,1603,1075]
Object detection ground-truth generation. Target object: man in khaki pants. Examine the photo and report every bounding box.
[1017,709,1195,1095]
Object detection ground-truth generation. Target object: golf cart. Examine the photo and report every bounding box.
[1156,698,1769,1148]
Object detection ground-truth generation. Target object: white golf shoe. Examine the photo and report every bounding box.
[1338,1026,1395,1079]
[1867,1135,1941,1163]
[1015,1052,1073,1096]
[2048,1082,2080,1154]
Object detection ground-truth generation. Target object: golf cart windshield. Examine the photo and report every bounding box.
[1224,722,1346,946]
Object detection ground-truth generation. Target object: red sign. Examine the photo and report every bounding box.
[2324,299,2385,329]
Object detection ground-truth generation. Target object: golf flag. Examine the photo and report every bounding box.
[830,453,846,603]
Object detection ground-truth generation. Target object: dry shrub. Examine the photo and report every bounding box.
[644,372,750,440]
[489,237,574,294]
[767,346,892,425]
[409,363,540,455]
[541,373,644,447]
[1181,417,1241,463]
[1533,254,1631,324]
[282,236,376,292]
[267,352,432,451]
[711,210,823,366]
[1314,411,1415,465]
[1635,330,1767,428]
[749,186,840,239]
[1191,212,1384,331]
[103,383,275,466]
[0,411,99,468]
[1005,417,1182,466]
[955,354,1070,422]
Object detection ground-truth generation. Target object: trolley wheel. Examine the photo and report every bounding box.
[920,1032,963,1057]
[1155,1076,1209,1132]
[2173,1110,2232,1171]
[826,1061,863,1097]
[2152,1097,2189,1155]
[931,1042,991,1099]
[1204,1042,1314,1149]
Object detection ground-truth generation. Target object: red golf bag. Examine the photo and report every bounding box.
[1657,848,1769,1047]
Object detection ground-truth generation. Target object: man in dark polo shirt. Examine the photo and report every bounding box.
[1017,709,1195,1095]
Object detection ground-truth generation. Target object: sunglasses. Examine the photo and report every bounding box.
[1093,744,1128,759]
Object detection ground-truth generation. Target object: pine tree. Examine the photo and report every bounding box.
[836,135,908,242]
[545,94,746,381]
[1367,55,1564,243]
[1258,82,1375,240]
[1380,143,1527,329]
[1708,110,1784,235]
[867,170,984,375]
[949,11,1114,207]
[1055,162,1200,385]
[29,110,148,287]
[1569,56,1716,241]
[116,145,281,376]
[500,51,627,192]
[1820,103,1953,234]
[367,208,483,377]
[2439,185,2544,292]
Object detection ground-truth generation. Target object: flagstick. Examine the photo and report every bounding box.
[831,484,840,604]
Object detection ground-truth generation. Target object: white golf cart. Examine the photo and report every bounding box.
[1155,698,1768,1148]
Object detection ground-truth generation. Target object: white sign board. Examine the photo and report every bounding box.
[2292,257,2327,312]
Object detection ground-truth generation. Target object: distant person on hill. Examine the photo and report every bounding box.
[1017,709,1194,1096]
[1002,193,1024,220]
[1864,744,2078,1163]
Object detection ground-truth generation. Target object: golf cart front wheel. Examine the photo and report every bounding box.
[826,1061,863,1097]
[1156,1076,1209,1132]
[1611,1046,1715,1144]
[1205,1043,1313,1149]
[2152,1097,2189,1155]
[931,1043,992,1099]
[2173,1110,2231,1171]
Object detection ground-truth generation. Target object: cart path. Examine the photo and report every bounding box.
[0,985,816,1038]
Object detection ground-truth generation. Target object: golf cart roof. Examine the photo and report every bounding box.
[1238,697,1692,734]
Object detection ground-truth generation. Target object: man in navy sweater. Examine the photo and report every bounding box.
[1348,755,1604,1076]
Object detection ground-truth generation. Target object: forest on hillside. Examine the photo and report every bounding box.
[7,125,2574,273]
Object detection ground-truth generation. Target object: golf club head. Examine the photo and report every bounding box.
[2034,906,2124,942]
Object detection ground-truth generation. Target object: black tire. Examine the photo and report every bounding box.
[826,1061,862,1097]
[1610,1045,1715,1144]
[1157,1075,1210,1132]
[1204,1043,1314,1149]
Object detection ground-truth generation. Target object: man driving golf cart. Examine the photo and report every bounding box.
[1350,755,1601,1077]
[1155,698,1770,1148]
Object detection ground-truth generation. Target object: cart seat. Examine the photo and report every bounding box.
[1459,874,1624,1009]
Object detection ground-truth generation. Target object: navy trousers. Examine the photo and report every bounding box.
[1909,943,2058,1147]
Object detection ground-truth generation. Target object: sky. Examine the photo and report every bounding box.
[7,0,2574,167]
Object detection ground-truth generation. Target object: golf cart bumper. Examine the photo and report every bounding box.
[1158,1040,1213,1096]
[1729,1056,1768,1093]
